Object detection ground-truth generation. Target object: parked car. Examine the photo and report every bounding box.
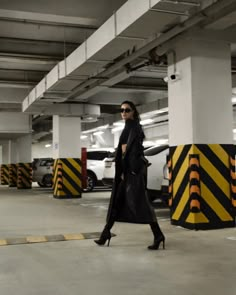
[84,148,115,192]
[102,145,169,203]
[144,145,169,203]
[32,158,54,187]
[32,148,115,191]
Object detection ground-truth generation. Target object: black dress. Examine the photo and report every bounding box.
[106,119,157,224]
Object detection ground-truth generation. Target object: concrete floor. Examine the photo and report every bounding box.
[0,185,236,295]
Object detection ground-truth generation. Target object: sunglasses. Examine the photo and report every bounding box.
[120,108,132,113]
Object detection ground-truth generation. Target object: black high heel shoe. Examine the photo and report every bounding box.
[148,235,165,250]
[94,231,112,247]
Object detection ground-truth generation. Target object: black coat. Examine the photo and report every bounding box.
[106,120,157,224]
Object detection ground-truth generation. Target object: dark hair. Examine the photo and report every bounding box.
[120,100,141,122]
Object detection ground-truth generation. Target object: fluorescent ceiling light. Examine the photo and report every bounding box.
[45,144,51,148]
[98,124,109,130]
[80,135,88,139]
[113,121,124,126]
[140,118,154,125]
[232,96,236,104]
[140,108,168,119]
[82,124,109,135]
[233,129,236,133]
[82,130,92,134]
[93,131,104,136]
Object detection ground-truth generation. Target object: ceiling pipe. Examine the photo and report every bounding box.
[162,0,201,7]
[149,8,189,16]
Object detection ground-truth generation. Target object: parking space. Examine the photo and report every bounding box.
[0,186,236,295]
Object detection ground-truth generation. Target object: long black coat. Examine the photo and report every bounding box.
[106,121,157,224]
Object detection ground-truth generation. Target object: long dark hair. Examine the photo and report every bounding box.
[121,100,145,140]
[120,100,141,122]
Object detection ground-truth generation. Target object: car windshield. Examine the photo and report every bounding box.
[144,145,169,156]
[87,151,114,161]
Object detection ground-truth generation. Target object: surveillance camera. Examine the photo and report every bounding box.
[169,72,181,82]
[163,72,181,83]
[163,76,169,83]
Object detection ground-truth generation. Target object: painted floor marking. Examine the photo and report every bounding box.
[0,232,108,247]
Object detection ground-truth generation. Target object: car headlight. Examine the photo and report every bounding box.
[163,164,169,180]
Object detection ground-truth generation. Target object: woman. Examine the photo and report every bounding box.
[94,101,165,250]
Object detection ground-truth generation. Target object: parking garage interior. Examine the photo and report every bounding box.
[1,1,236,294]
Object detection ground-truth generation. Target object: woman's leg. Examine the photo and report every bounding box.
[148,221,165,250]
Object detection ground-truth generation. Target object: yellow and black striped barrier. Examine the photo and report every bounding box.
[53,158,82,198]
[9,164,17,187]
[17,163,32,189]
[189,155,201,213]
[167,155,173,207]
[230,156,236,213]
[0,232,115,247]
[0,164,9,185]
[169,144,235,230]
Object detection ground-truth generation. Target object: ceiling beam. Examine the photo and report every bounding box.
[0,68,48,74]
[0,103,21,112]
[0,80,35,88]
[0,36,80,48]
[0,52,60,65]
[0,9,98,29]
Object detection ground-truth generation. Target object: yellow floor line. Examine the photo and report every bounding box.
[0,232,103,247]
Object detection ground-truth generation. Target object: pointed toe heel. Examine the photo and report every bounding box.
[148,236,165,250]
[94,237,111,247]
[94,230,112,247]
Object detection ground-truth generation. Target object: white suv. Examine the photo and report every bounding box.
[85,148,115,192]
[102,145,169,203]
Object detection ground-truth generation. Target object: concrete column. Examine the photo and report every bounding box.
[167,38,235,229]
[168,39,232,145]
[0,142,10,185]
[16,134,32,189]
[8,140,18,187]
[9,140,18,164]
[16,134,32,163]
[53,116,81,158]
[52,116,82,198]
[2,141,10,164]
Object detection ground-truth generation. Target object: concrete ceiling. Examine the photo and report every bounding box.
[0,0,236,141]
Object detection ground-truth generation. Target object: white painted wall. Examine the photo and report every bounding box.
[0,113,31,133]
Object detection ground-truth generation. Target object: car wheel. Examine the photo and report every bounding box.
[37,182,45,187]
[42,174,53,187]
[83,171,96,192]
[147,189,161,202]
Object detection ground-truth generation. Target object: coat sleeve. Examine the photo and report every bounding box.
[128,133,146,174]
